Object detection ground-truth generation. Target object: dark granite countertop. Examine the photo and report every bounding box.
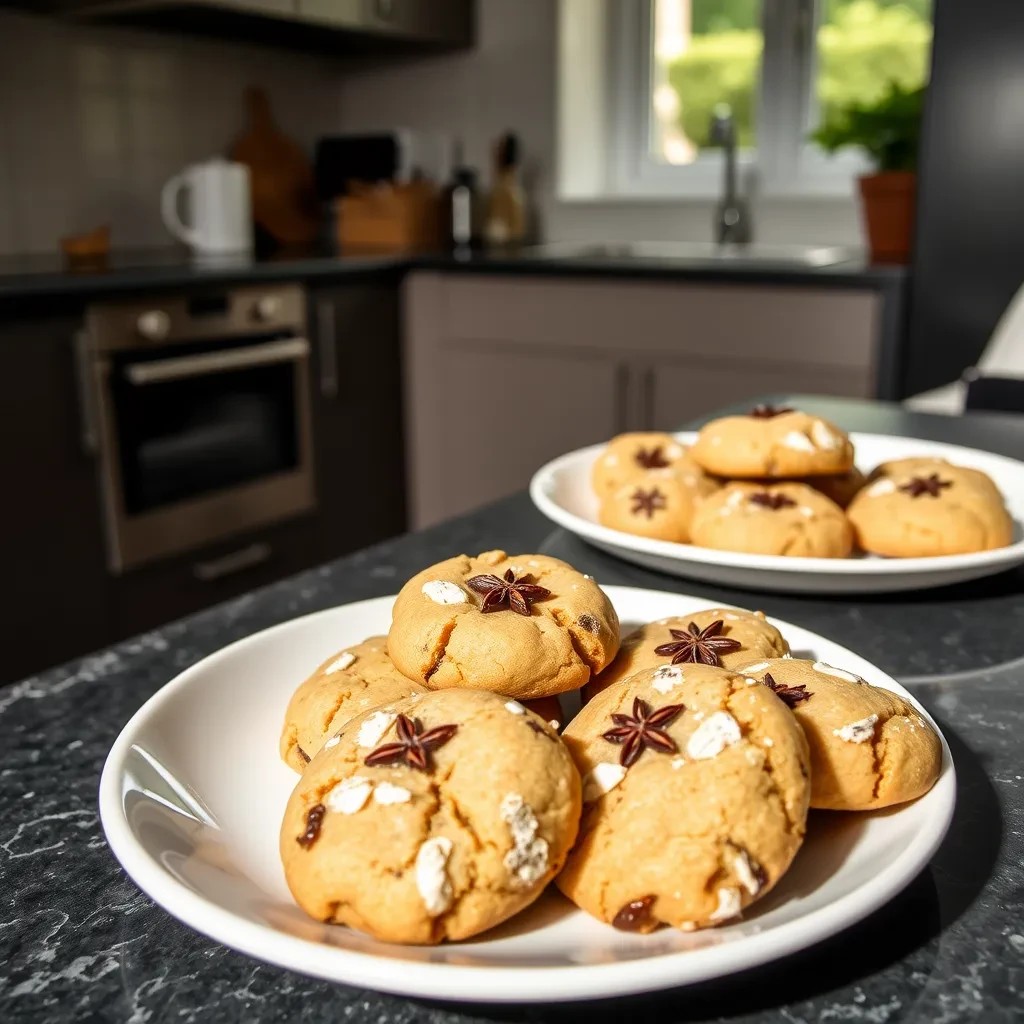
[1,396,1021,1023]
[0,245,907,305]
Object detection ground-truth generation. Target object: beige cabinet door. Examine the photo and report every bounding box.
[644,359,874,432]
[412,342,625,525]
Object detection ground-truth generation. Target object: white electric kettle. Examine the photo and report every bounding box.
[161,158,253,255]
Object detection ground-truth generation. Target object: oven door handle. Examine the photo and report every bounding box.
[124,337,310,386]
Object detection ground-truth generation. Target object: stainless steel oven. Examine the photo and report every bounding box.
[76,284,315,573]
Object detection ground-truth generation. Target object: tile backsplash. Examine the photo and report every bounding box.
[0,10,343,255]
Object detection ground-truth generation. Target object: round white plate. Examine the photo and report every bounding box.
[100,587,955,1003]
[530,432,1024,594]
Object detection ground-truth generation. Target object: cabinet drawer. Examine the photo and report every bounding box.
[435,275,880,370]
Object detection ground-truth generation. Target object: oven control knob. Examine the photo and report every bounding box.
[136,310,171,341]
[253,295,281,322]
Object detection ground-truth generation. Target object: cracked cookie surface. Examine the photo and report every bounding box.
[847,461,1012,557]
[388,550,620,699]
[279,636,427,772]
[584,607,789,704]
[739,658,942,810]
[690,410,854,479]
[690,482,853,557]
[556,663,810,933]
[281,688,581,944]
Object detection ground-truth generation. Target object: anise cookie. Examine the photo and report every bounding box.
[557,664,810,933]
[388,551,620,700]
[739,658,942,810]
[848,462,1013,557]
[744,467,866,509]
[281,688,581,944]
[280,637,427,772]
[690,407,854,479]
[598,473,708,544]
[591,432,691,498]
[584,607,789,704]
[690,482,853,558]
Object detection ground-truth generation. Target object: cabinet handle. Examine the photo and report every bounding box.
[193,542,271,582]
[642,368,655,429]
[72,329,98,455]
[317,300,339,398]
[614,364,630,432]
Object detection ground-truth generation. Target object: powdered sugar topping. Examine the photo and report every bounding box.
[781,430,815,453]
[373,782,412,805]
[582,762,627,802]
[834,714,878,743]
[357,710,397,748]
[733,848,763,895]
[867,478,897,496]
[421,580,468,605]
[810,420,842,450]
[687,711,742,760]
[504,700,526,715]
[324,651,356,674]
[500,793,549,887]
[813,662,861,683]
[324,776,372,815]
[652,665,683,693]
[709,886,742,922]
[415,837,454,916]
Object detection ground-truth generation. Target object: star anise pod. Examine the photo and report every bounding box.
[749,491,797,510]
[762,672,812,709]
[654,620,742,666]
[602,696,684,768]
[749,404,794,419]
[634,445,670,469]
[899,473,952,499]
[364,714,457,773]
[630,487,667,519]
[466,568,551,615]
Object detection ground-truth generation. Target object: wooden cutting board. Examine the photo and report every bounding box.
[230,87,319,246]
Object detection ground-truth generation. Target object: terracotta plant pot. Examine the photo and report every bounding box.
[858,171,916,264]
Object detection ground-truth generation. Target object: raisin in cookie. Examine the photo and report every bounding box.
[739,658,942,810]
[848,462,1013,557]
[557,663,810,933]
[690,482,853,558]
[584,607,789,704]
[388,551,620,700]
[591,432,693,498]
[690,408,854,479]
[280,637,427,772]
[281,689,581,944]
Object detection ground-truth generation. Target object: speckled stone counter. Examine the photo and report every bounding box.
[2,398,1022,1023]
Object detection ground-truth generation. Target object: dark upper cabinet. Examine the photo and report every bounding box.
[17,0,474,53]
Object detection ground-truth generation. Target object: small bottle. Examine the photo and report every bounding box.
[485,132,526,247]
[441,142,480,252]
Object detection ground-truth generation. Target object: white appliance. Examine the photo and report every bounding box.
[161,158,253,256]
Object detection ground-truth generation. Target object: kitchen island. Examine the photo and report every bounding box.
[1,396,1021,1023]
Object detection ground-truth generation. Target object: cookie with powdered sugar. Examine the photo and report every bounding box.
[280,688,580,944]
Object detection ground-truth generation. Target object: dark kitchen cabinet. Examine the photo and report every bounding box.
[0,317,110,683]
[310,283,407,556]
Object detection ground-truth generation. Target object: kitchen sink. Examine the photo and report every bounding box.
[520,241,858,269]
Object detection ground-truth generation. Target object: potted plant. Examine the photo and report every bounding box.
[812,81,924,264]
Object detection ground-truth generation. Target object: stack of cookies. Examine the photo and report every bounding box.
[278,553,943,945]
[592,406,1014,558]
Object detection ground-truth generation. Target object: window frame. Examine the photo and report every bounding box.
[607,0,870,200]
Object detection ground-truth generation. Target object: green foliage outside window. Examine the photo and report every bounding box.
[662,0,931,153]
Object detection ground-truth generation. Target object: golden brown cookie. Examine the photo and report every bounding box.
[848,462,1013,557]
[739,658,942,810]
[690,408,854,478]
[280,637,426,772]
[742,467,866,509]
[557,664,810,933]
[869,457,1002,498]
[387,551,620,699]
[598,474,710,544]
[281,689,581,944]
[591,432,692,498]
[583,607,789,704]
[690,482,854,558]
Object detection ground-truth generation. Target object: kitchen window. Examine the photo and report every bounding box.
[607,0,932,197]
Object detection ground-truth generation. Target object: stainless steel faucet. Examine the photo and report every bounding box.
[709,104,752,245]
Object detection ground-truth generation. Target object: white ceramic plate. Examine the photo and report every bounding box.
[530,432,1024,594]
[100,588,955,1003]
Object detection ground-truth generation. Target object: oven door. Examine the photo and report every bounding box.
[94,333,316,573]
